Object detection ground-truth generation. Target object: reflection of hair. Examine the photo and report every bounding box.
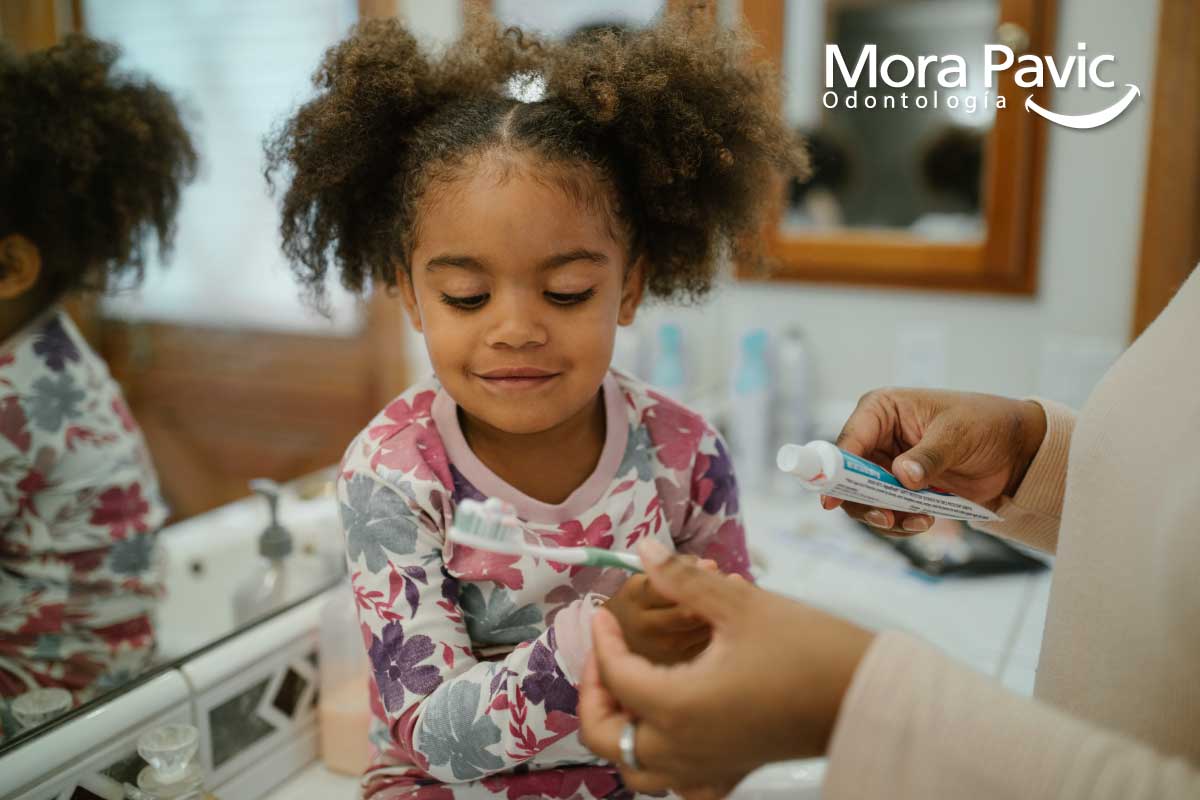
[920,125,984,211]
[0,35,197,298]
[788,127,850,208]
[264,7,807,303]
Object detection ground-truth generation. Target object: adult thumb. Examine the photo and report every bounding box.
[893,413,966,490]
[636,540,745,625]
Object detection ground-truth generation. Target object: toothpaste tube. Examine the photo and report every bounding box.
[776,441,1001,523]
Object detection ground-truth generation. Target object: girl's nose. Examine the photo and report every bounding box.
[483,293,548,350]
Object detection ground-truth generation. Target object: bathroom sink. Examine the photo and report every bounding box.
[154,481,343,660]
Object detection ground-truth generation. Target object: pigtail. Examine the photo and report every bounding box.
[543,9,808,299]
[265,12,552,303]
[265,20,435,300]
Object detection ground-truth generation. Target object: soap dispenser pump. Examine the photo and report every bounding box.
[232,479,294,626]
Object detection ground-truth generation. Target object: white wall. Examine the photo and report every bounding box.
[398,0,1161,434]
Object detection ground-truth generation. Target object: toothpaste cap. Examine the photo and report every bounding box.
[776,443,824,480]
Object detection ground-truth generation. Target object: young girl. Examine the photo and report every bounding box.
[0,36,195,709]
[267,9,804,798]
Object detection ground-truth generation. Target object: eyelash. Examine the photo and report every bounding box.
[546,288,596,306]
[439,293,488,310]
[438,288,596,310]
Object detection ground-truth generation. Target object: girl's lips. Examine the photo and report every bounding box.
[477,368,560,379]
[473,368,562,391]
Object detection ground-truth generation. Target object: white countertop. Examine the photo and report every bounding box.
[265,490,1053,799]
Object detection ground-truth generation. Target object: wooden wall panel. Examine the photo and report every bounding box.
[1133,0,1200,337]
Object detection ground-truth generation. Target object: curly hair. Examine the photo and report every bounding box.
[0,34,198,299]
[264,5,807,304]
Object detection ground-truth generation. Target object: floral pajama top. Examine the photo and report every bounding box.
[337,370,750,799]
[0,308,168,716]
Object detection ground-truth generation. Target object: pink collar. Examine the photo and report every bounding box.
[431,373,627,524]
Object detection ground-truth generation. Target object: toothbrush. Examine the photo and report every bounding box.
[449,497,644,573]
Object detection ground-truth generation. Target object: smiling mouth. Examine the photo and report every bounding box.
[474,368,562,389]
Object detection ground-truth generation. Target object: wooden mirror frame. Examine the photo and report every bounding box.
[739,0,1055,294]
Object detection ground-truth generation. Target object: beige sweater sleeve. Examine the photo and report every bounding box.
[973,399,1076,554]
[824,632,1200,800]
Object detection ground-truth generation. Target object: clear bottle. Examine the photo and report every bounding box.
[729,329,772,493]
[773,326,813,494]
[611,324,642,378]
[232,480,294,626]
[318,577,372,776]
[126,723,216,799]
[651,323,687,401]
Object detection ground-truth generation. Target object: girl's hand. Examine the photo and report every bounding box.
[601,556,717,665]
[829,388,1047,535]
[581,541,874,797]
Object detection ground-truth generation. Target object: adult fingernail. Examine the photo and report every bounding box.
[901,461,925,483]
[865,510,890,528]
[902,516,932,533]
[820,495,834,510]
[637,538,671,566]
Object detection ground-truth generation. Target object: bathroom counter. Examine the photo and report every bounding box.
[264,491,1052,798]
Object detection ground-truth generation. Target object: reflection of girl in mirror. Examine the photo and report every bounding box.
[909,124,986,241]
[784,126,852,231]
[266,7,803,798]
[0,36,196,719]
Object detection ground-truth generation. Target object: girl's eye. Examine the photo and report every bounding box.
[545,288,596,306]
[440,293,488,310]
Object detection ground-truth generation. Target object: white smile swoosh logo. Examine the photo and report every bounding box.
[1025,84,1142,129]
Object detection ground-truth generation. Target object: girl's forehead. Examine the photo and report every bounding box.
[415,156,626,258]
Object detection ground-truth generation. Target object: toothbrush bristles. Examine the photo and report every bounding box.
[455,498,518,541]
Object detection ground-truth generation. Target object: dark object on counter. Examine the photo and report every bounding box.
[860,518,1048,578]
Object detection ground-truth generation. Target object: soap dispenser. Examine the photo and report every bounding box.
[125,723,216,799]
[232,479,294,626]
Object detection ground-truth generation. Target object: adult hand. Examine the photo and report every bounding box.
[581,541,874,797]
[829,388,1047,535]
[601,555,718,665]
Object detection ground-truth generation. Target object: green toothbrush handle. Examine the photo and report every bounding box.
[584,548,644,573]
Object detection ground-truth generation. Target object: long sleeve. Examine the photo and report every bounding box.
[825,632,1200,800]
[974,398,1075,554]
[0,417,27,534]
[672,427,751,578]
[338,469,596,784]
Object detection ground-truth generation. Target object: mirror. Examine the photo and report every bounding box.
[0,0,370,751]
[740,0,1053,292]
[782,1,996,240]
[490,0,668,37]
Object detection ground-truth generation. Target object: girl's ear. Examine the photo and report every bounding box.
[618,255,646,326]
[0,235,42,300]
[397,268,424,333]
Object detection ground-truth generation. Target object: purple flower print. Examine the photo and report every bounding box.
[699,438,739,516]
[31,317,81,372]
[520,641,578,716]
[368,622,442,713]
[451,464,486,504]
